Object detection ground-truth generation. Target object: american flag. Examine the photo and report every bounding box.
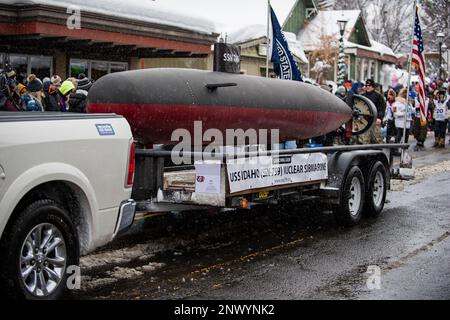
[411,5,427,125]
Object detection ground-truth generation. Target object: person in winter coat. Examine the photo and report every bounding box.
[363,79,386,122]
[335,85,347,101]
[44,75,63,111]
[68,75,92,113]
[22,75,44,112]
[44,77,75,112]
[393,88,413,143]
[433,89,448,148]
[58,80,76,112]
[412,96,429,151]
[357,79,385,144]
[1,73,24,112]
[384,89,397,143]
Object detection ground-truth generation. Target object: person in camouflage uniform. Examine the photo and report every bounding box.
[351,80,384,145]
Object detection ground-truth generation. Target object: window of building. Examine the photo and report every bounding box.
[30,56,52,80]
[1,53,53,84]
[10,54,28,84]
[110,62,127,74]
[91,61,108,80]
[70,59,89,79]
[69,59,128,80]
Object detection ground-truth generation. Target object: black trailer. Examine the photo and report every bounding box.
[131,144,413,227]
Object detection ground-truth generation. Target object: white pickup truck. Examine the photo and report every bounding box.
[0,112,136,299]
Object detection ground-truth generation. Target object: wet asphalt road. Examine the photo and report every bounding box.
[74,134,450,300]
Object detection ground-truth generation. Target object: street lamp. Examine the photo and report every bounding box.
[337,18,348,84]
[437,32,445,80]
[443,43,448,80]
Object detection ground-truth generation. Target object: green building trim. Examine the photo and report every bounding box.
[283,0,317,34]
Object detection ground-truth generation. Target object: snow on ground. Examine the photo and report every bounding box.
[80,239,185,270]
[80,260,166,290]
[391,159,450,192]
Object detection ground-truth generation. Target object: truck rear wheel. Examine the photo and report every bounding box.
[0,199,79,300]
[364,161,387,218]
[334,166,365,227]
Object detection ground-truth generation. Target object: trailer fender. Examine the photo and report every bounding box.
[326,150,390,200]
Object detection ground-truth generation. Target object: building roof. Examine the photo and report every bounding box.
[1,0,216,35]
[228,24,308,64]
[297,9,397,63]
[297,10,361,51]
[346,40,395,57]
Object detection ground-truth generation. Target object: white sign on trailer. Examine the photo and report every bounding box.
[195,160,222,194]
[226,153,328,194]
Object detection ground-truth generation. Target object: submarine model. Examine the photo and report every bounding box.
[87,68,375,147]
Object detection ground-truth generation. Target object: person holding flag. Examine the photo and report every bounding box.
[267,2,303,82]
[406,2,428,149]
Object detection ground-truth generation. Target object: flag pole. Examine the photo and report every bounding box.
[266,0,271,78]
[402,0,418,162]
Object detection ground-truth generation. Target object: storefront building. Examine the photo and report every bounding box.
[0,1,218,81]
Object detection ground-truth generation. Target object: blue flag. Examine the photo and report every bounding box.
[269,5,303,82]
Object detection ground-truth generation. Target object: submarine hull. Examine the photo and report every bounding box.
[87,68,352,146]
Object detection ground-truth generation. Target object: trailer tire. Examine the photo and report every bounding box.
[0,199,79,300]
[364,161,387,218]
[334,166,365,227]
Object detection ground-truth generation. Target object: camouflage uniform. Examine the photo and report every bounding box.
[351,124,382,145]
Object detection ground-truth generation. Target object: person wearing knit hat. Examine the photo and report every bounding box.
[51,75,62,86]
[76,76,93,91]
[59,80,75,97]
[6,67,16,79]
[44,75,63,111]
[22,75,44,112]
[1,82,25,111]
[15,83,27,97]
[43,76,73,112]
[335,85,347,100]
[27,77,43,93]
[42,78,51,93]
[54,80,76,112]
[69,76,93,113]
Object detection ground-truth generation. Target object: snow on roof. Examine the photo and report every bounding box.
[228,24,308,64]
[369,40,395,57]
[227,24,267,45]
[2,0,216,35]
[344,40,396,57]
[297,9,397,58]
[284,32,309,64]
[298,10,361,51]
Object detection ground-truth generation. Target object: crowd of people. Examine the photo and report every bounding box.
[334,78,450,150]
[0,66,92,113]
[1,64,450,150]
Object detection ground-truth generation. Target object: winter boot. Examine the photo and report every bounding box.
[434,137,439,147]
[439,138,445,148]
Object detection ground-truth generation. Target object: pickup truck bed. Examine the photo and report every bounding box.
[0,112,136,299]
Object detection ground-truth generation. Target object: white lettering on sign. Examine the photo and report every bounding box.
[226,153,328,194]
[223,53,240,63]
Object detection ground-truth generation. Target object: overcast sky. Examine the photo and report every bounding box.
[150,0,296,34]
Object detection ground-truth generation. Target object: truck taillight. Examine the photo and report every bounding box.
[126,141,135,188]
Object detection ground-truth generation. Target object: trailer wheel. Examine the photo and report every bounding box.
[0,199,79,300]
[364,161,387,218]
[334,166,365,227]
